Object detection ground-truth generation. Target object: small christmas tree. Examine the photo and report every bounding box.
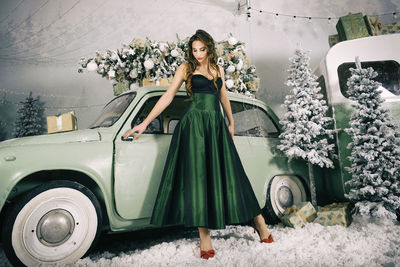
[345,57,400,220]
[13,92,45,138]
[278,49,336,208]
[0,119,7,141]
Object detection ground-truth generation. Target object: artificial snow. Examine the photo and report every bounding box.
[1,214,399,266]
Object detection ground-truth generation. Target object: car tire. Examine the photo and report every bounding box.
[262,175,308,224]
[1,180,102,266]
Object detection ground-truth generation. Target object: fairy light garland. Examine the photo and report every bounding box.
[244,5,399,23]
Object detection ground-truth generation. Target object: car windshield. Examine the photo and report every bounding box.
[89,92,137,128]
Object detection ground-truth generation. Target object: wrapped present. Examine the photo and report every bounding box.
[316,202,352,227]
[380,21,400,35]
[280,201,317,228]
[46,111,77,134]
[336,12,369,41]
[281,209,306,229]
[363,15,383,36]
[143,77,170,87]
[295,201,318,222]
[113,80,129,96]
[328,34,340,47]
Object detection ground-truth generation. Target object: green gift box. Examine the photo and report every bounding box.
[328,34,340,47]
[363,15,383,36]
[381,21,400,35]
[317,202,352,227]
[336,12,370,41]
[280,201,317,228]
[113,80,130,96]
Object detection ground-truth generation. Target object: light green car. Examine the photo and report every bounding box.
[0,85,310,265]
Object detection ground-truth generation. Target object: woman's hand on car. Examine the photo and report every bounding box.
[123,122,147,139]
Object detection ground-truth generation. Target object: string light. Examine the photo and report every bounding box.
[0,97,105,110]
[0,88,85,100]
[247,7,400,24]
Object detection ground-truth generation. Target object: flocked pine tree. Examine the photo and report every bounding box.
[0,119,7,141]
[278,49,336,209]
[345,58,400,220]
[13,91,45,138]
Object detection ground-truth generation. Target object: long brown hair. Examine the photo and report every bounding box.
[184,29,220,100]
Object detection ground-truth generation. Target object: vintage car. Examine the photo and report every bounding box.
[0,85,310,265]
[313,32,400,203]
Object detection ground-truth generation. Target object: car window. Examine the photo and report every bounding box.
[338,60,400,97]
[225,101,279,137]
[90,92,136,128]
[131,95,188,134]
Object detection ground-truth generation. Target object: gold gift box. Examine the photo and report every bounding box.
[280,201,317,228]
[316,202,352,227]
[46,111,77,134]
[142,77,170,87]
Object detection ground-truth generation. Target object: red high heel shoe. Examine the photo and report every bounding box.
[251,221,274,243]
[200,249,215,259]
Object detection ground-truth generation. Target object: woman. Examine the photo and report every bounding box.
[123,29,273,260]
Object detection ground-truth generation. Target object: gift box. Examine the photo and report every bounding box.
[363,15,383,36]
[46,111,77,134]
[316,202,352,227]
[336,12,370,41]
[280,201,317,228]
[328,34,340,47]
[380,21,400,35]
[113,80,129,96]
[142,77,170,87]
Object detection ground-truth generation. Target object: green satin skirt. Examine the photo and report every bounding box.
[150,92,262,229]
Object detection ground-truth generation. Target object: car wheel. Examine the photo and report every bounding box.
[1,180,102,266]
[262,175,308,224]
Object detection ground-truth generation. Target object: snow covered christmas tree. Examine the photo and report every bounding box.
[278,49,336,208]
[0,120,7,141]
[345,58,400,220]
[13,92,45,138]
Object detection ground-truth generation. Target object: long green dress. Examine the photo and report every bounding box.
[150,74,262,229]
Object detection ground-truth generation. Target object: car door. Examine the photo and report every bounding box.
[113,92,189,220]
[224,100,286,206]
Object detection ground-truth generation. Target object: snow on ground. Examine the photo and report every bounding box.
[1,215,400,267]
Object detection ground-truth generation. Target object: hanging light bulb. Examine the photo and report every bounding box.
[292,15,296,22]
[274,13,279,19]
[308,17,312,23]
[393,12,398,19]
[328,17,332,24]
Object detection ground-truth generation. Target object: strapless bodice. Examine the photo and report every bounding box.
[190,74,222,94]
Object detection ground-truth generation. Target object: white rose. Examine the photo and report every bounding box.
[87,61,98,72]
[159,42,167,52]
[108,70,115,78]
[129,69,138,78]
[236,59,243,71]
[144,59,154,70]
[225,79,234,89]
[228,36,237,46]
[111,52,118,61]
[227,65,235,73]
[171,49,179,57]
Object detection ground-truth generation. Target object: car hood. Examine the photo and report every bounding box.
[0,129,101,148]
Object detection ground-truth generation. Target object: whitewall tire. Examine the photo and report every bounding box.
[2,180,102,266]
[263,175,308,224]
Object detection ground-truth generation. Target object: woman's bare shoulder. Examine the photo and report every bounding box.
[178,62,189,81]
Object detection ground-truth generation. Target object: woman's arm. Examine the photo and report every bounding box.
[123,63,187,139]
[218,65,234,139]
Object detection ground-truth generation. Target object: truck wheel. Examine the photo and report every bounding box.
[1,180,102,266]
[262,176,308,224]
